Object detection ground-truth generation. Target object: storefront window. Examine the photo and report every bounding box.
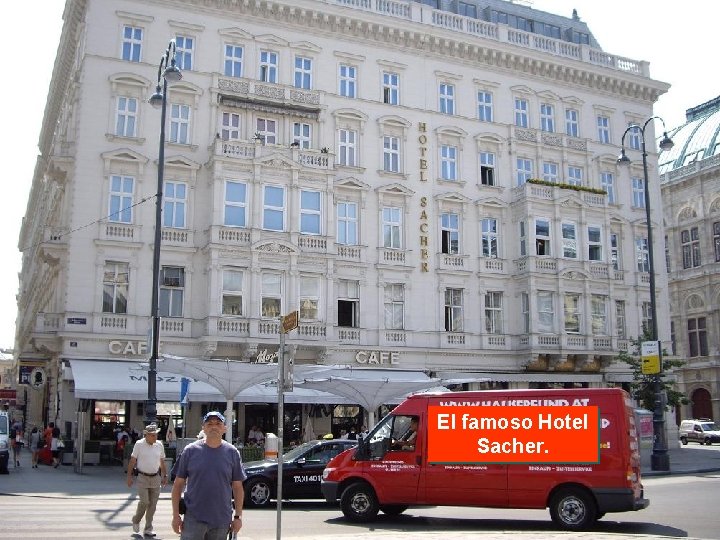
[332,405,363,437]
[92,400,127,440]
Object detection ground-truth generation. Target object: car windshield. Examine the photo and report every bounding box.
[282,441,320,461]
[0,415,7,434]
[700,422,720,431]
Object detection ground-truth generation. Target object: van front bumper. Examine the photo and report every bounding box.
[321,480,340,503]
[593,488,649,513]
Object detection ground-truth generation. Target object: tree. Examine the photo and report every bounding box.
[615,333,687,411]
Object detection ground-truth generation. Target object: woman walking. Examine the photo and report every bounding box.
[50,425,61,468]
[29,427,41,468]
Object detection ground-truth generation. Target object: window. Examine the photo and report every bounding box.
[561,222,577,258]
[121,25,142,62]
[294,56,312,89]
[565,109,579,137]
[221,269,243,316]
[519,221,526,256]
[516,158,533,186]
[382,72,399,105]
[543,162,558,182]
[299,276,320,320]
[714,222,720,262]
[636,236,649,272]
[597,115,610,144]
[687,317,708,357]
[339,64,356,98]
[338,129,357,166]
[175,36,194,70]
[263,185,285,231]
[610,233,621,270]
[537,291,554,332]
[337,202,358,245]
[163,181,186,228]
[665,234,671,273]
[521,293,529,333]
[382,206,402,249]
[224,45,243,77]
[261,273,282,318]
[632,177,645,208]
[681,227,701,268]
[384,283,404,330]
[440,213,459,254]
[628,124,641,150]
[480,152,495,185]
[259,50,278,83]
[109,175,134,223]
[540,103,555,132]
[641,301,652,335]
[514,98,529,128]
[671,321,677,355]
[564,293,581,333]
[477,91,493,122]
[256,118,277,144]
[440,145,457,181]
[535,218,551,256]
[591,295,607,335]
[484,292,503,334]
[439,83,455,115]
[567,166,583,186]
[160,266,185,317]
[383,136,400,173]
[588,226,603,261]
[444,288,463,332]
[169,104,190,144]
[103,262,128,314]
[221,112,240,140]
[300,190,321,235]
[615,300,626,339]
[601,172,615,204]
[115,97,137,137]
[293,122,311,149]
[224,181,247,227]
[337,280,359,327]
[458,1,477,17]
[481,218,498,258]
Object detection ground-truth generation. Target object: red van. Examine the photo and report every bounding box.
[321,388,648,530]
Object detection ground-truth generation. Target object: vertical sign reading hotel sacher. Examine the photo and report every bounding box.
[419,122,429,272]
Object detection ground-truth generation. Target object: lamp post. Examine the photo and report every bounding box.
[146,41,182,425]
[617,117,674,471]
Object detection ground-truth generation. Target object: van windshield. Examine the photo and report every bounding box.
[700,422,719,431]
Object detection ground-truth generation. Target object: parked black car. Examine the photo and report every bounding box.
[244,439,357,507]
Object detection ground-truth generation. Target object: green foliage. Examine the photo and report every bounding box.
[615,333,688,411]
[526,178,607,195]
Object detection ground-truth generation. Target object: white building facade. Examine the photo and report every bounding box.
[17,0,671,438]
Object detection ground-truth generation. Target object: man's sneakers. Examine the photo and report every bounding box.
[143,529,156,538]
[132,521,140,534]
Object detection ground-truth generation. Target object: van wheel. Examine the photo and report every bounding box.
[340,483,380,522]
[549,488,597,531]
[680,436,688,445]
[245,478,273,507]
[705,438,713,446]
[380,504,408,516]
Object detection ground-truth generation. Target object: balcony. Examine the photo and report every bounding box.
[215,317,250,337]
[437,253,470,272]
[207,225,251,247]
[381,330,406,345]
[162,228,194,247]
[514,256,558,274]
[377,247,409,266]
[298,235,328,253]
[100,222,140,243]
[297,322,327,340]
[478,257,505,274]
[336,244,365,262]
[161,318,191,338]
[511,182,606,207]
[337,327,361,344]
[213,138,334,169]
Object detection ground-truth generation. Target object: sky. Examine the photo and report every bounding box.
[0,1,717,349]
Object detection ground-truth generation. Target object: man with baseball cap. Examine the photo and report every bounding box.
[127,423,167,537]
[171,411,246,539]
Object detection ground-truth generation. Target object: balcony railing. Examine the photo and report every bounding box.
[336,244,364,262]
[214,138,334,169]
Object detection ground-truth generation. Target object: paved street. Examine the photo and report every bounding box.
[1,445,719,539]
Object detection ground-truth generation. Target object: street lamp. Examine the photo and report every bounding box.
[146,40,182,425]
[617,116,674,471]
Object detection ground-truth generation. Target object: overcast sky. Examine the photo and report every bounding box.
[0,1,716,349]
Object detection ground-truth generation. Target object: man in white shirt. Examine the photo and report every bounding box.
[127,423,167,537]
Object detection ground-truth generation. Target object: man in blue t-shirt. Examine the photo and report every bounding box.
[171,411,246,539]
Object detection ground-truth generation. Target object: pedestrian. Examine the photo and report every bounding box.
[171,411,246,540]
[50,425,62,468]
[43,422,54,448]
[29,427,41,468]
[10,420,24,467]
[127,423,168,538]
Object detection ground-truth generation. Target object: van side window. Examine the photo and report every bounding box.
[364,415,418,459]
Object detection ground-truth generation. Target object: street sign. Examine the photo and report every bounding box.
[281,310,299,333]
[641,340,661,375]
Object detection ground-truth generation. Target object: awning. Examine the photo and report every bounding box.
[436,371,605,383]
[68,359,351,404]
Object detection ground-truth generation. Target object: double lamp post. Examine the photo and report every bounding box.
[617,117,674,471]
[145,41,183,425]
